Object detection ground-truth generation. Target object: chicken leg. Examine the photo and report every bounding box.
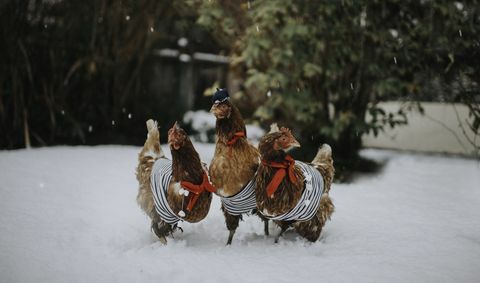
[222,206,241,245]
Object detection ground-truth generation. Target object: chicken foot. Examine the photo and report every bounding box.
[151,221,168,244]
[274,221,293,244]
[222,206,241,245]
[252,209,270,236]
[151,220,184,244]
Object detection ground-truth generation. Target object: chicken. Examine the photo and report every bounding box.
[136,120,215,244]
[209,88,268,244]
[255,125,334,243]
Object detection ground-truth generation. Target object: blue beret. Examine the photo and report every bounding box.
[212,88,229,104]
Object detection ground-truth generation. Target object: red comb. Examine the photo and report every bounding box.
[280,127,292,135]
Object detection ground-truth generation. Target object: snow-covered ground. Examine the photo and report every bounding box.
[1,145,479,283]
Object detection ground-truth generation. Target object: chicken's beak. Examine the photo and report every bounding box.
[283,137,301,151]
[210,103,225,119]
[290,139,301,148]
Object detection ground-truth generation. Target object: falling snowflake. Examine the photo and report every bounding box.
[459,29,462,37]
[128,113,132,119]
[125,15,130,21]
[360,10,367,27]
[112,120,115,126]
[150,27,154,32]
[179,54,191,62]
[454,2,464,10]
[267,90,272,97]
[88,125,93,133]
[389,29,399,38]
[394,57,397,64]
[177,37,188,47]
[350,83,354,90]
[256,25,260,32]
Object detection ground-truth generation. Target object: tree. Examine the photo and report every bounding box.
[194,0,480,174]
[0,0,213,148]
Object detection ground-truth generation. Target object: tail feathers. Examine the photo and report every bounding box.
[269,123,280,134]
[141,119,164,159]
[318,193,334,223]
[312,144,332,166]
[146,119,157,132]
[312,144,334,193]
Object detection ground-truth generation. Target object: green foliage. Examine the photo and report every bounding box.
[196,0,480,161]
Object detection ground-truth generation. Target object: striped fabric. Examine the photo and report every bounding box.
[150,158,182,225]
[265,161,325,222]
[220,174,257,216]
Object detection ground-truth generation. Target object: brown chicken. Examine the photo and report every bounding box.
[209,88,268,244]
[136,120,215,244]
[255,125,335,243]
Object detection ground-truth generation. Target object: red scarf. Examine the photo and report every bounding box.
[261,155,298,198]
[180,172,216,211]
[227,131,245,146]
[226,131,245,156]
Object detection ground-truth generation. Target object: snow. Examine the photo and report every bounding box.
[183,110,215,130]
[1,145,479,282]
[245,124,265,141]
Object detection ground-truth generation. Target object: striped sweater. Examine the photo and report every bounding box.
[150,158,182,225]
[260,161,325,222]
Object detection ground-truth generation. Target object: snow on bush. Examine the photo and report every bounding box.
[183,110,265,143]
[245,124,265,142]
[183,110,216,142]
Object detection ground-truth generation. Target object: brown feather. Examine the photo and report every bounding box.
[136,121,164,223]
[167,135,212,223]
[255,132,304,216]
[255,130,335,242]
[209,102,260,197]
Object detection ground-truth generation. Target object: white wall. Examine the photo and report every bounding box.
[362,102,478,156]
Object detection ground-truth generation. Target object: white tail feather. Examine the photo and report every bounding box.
[312,144,332,165]
[269,123,280,134]
[146,119,157,132]
[142,119,164,158]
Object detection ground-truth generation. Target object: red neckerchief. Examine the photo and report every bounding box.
[227,131,245,146]
[261,155,298,198]
[226,131,245,156]
[180,172,216,211]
